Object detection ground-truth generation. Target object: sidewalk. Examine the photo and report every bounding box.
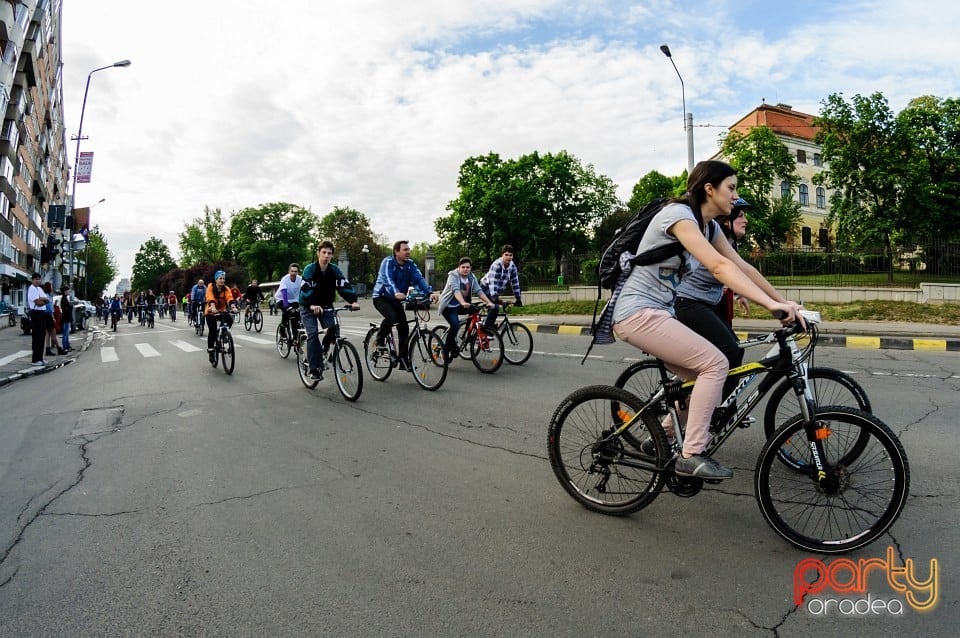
[2,308,958,388]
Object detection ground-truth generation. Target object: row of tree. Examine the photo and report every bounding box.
[123,90,957,295]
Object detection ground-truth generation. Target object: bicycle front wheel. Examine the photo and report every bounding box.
[755,406,909,554]
[220,330,235,375]
[254,309,263,332]
[548,385,668,516]
[763,367,872,436]
[333,340,363,401]
[430,326,453,364]
[408,329,447,391]
[363,327,393,381]
[500,321,533,365]
[276,323,291,358]
[296,334,319,389]
[244,312,253,331]
[470,326,503,373]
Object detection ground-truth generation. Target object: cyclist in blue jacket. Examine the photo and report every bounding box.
[371,240,437,368]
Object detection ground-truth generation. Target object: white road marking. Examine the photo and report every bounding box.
[233,334,273,345]
[135,343,161,358]
[0,350,32,366]
[101,347,119,363]
[170,340,204,352]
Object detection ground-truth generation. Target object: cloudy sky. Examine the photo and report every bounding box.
[60,0,960,288]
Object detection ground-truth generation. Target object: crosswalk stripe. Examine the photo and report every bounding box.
[134,343,161,358]
[234,334,273,345]
[0,350,32,366]
[101,347,119,363]
[170,340,204,352]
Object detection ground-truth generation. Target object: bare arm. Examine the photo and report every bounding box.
[673,219,801,324]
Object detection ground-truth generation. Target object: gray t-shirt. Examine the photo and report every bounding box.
[612,203,718,322]
[675,234,725,305]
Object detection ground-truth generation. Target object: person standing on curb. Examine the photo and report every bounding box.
[26,273,48,366]
[60,285,73,353]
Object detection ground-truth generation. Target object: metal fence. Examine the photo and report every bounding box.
[517,240,960,290]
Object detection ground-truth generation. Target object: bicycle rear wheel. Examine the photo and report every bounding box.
[408,329,447,391]
[220,330,235,375]
[755,406,909,554]
[333,340,363,401]
[276,323,291,358]
[548,385,668,516]
[500,321,533,365]
[296,334,319,389]
[254,309,263,332]
[363,327,393,381]
[470,326,503,373]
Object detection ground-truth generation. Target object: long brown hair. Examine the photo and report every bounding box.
[672,160,737,231]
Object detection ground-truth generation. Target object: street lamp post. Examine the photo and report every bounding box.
[361,244,370,295]
[659,45,694,174]
[68,59,131,286]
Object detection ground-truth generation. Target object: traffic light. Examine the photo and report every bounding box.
[41,235,60,264]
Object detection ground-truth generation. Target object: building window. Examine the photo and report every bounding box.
[799,184,809,206]
[818,228,830,248]
[780,181,791,200]
[813,153,822,167]
[797,150,806,164]
[816,187,826,208]
[802,227,812,246]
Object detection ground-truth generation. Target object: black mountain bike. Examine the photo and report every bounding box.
[490,300,533,365]
[209,312,236,375]
[363,295,448,391]
[244,302,264,332]
[547,316,909,554]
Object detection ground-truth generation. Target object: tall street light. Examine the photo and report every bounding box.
[68,59,132,286]
[659,45,694,174]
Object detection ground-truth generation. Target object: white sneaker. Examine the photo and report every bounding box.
[32,360,46,367]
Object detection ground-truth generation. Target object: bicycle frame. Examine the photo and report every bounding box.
[610,322,818,475]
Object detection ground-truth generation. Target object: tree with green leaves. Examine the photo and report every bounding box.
[132,237,178,292]
[178,206,229,267]
[226,202,318,281]
[626,170,674,211]
[816,92,960,277]
[438,150,620,266]
[720,125,801,249]
[317,206,383,284]
[79,226,118,299]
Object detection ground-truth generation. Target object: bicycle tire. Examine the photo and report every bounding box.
[500,320,533,365]
[470,326,503,373]
[408,329,447,391]
[254,309,263,332]
[244,312,253,331]
[276,323,291,358]
[548,385,668,516]
[296,334,319,389]
[334,340,363,401]
[364,327,393,381]
[220,330,235,375]
[196,314,204,336]
[428,326,451,365]
[763,367,872,435]
[754,406,909,554]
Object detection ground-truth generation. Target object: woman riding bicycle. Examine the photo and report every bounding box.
[205,270,236,364]
[611,160,802,480]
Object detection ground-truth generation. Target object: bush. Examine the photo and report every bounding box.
[580,258,599,284]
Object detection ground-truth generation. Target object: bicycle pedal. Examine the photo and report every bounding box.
[703,479,722,485]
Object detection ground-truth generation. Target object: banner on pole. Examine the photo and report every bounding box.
[77,151,94,184]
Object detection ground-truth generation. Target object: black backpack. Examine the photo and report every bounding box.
[597,198,682,289]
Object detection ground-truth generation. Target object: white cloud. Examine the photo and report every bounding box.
[60,0,960,291]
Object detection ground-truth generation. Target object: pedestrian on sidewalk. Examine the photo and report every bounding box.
[60,285,73,352]
[26,273,48,366]
[42,281,61,356]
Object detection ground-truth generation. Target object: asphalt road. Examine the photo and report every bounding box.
[0,311,957,636]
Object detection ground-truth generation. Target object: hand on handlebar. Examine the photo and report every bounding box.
[770,301,806,329]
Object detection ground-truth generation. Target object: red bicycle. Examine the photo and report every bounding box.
[430,304,504,374]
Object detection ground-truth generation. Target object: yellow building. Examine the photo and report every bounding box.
[724,102,833,249]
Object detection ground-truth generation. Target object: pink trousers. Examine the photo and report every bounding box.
[614,308,728,455]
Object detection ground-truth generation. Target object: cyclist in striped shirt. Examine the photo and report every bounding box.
[480,245,522,329]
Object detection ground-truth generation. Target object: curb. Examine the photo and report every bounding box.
[521,323,960,352]
[0,327,95,388]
